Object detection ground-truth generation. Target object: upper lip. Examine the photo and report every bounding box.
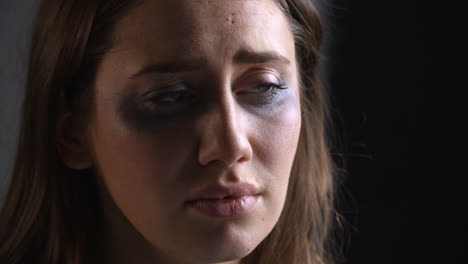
[186,182,260,201]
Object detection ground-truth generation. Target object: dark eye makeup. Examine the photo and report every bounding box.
[118,77,291,130]
[240,80,288,105]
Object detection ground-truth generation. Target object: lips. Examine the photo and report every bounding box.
[185,182,261,218]
[187,182,260,200]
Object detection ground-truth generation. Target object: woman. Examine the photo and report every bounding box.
[0,0,337,263]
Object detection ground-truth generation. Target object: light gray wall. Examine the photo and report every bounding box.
[0,0,38,202]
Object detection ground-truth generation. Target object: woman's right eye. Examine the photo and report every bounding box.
[120,86,198,127]
[147,89,195,105]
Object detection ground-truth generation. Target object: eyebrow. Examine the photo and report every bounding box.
[129,50,290,79]
[233,50,291,65]
[130,59,205,79]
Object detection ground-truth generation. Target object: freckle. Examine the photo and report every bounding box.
[226,13,235,25]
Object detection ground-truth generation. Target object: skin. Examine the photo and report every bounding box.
[67,0,301,263]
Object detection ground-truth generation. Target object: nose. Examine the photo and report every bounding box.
[198,94,253,168]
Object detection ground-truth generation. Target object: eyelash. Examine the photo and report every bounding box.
[252,81,288,102]
[148,89,195,104]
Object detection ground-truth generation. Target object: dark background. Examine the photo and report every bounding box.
[323,0,468,263]
[1,0,467,263]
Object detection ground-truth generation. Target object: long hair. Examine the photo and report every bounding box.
[0,0,337,263]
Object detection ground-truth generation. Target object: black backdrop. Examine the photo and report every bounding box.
[324,0,467,263]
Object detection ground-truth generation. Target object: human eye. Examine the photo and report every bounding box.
[146,89,195,105]
[118,82,198,128]
[142,83,196,110]
[239,80,288,105]
[254,81,288,96]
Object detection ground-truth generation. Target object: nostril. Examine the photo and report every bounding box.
[238,156,249,163]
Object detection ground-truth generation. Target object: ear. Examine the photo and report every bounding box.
[56,91,93,170]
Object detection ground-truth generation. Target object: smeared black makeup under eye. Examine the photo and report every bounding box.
[243,80,288,106]
[118,90,196,129]
[118,78,291,129]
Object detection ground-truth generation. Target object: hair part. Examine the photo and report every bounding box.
[0,0,337,263]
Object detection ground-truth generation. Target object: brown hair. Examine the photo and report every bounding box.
[0,0,337,263]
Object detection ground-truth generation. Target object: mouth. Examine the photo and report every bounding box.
[185,182,261,218]
[185,195,260,218]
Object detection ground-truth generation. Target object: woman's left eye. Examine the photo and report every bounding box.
[242,81,288,104]
[256,81,287,93]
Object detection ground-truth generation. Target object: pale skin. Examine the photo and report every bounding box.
[58,0,301,263]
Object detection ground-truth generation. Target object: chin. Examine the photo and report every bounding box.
[189,242,255,263]
[174,224,262,263]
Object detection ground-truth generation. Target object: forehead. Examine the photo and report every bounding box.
[109,0,294,65]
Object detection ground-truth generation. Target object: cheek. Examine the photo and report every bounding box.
[256,95,301,169]
[89,103,197,218]
[251,96,302,205]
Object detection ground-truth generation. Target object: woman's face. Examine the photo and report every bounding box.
[88,0,301,262]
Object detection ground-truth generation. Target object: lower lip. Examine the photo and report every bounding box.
[187,195,260,218]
